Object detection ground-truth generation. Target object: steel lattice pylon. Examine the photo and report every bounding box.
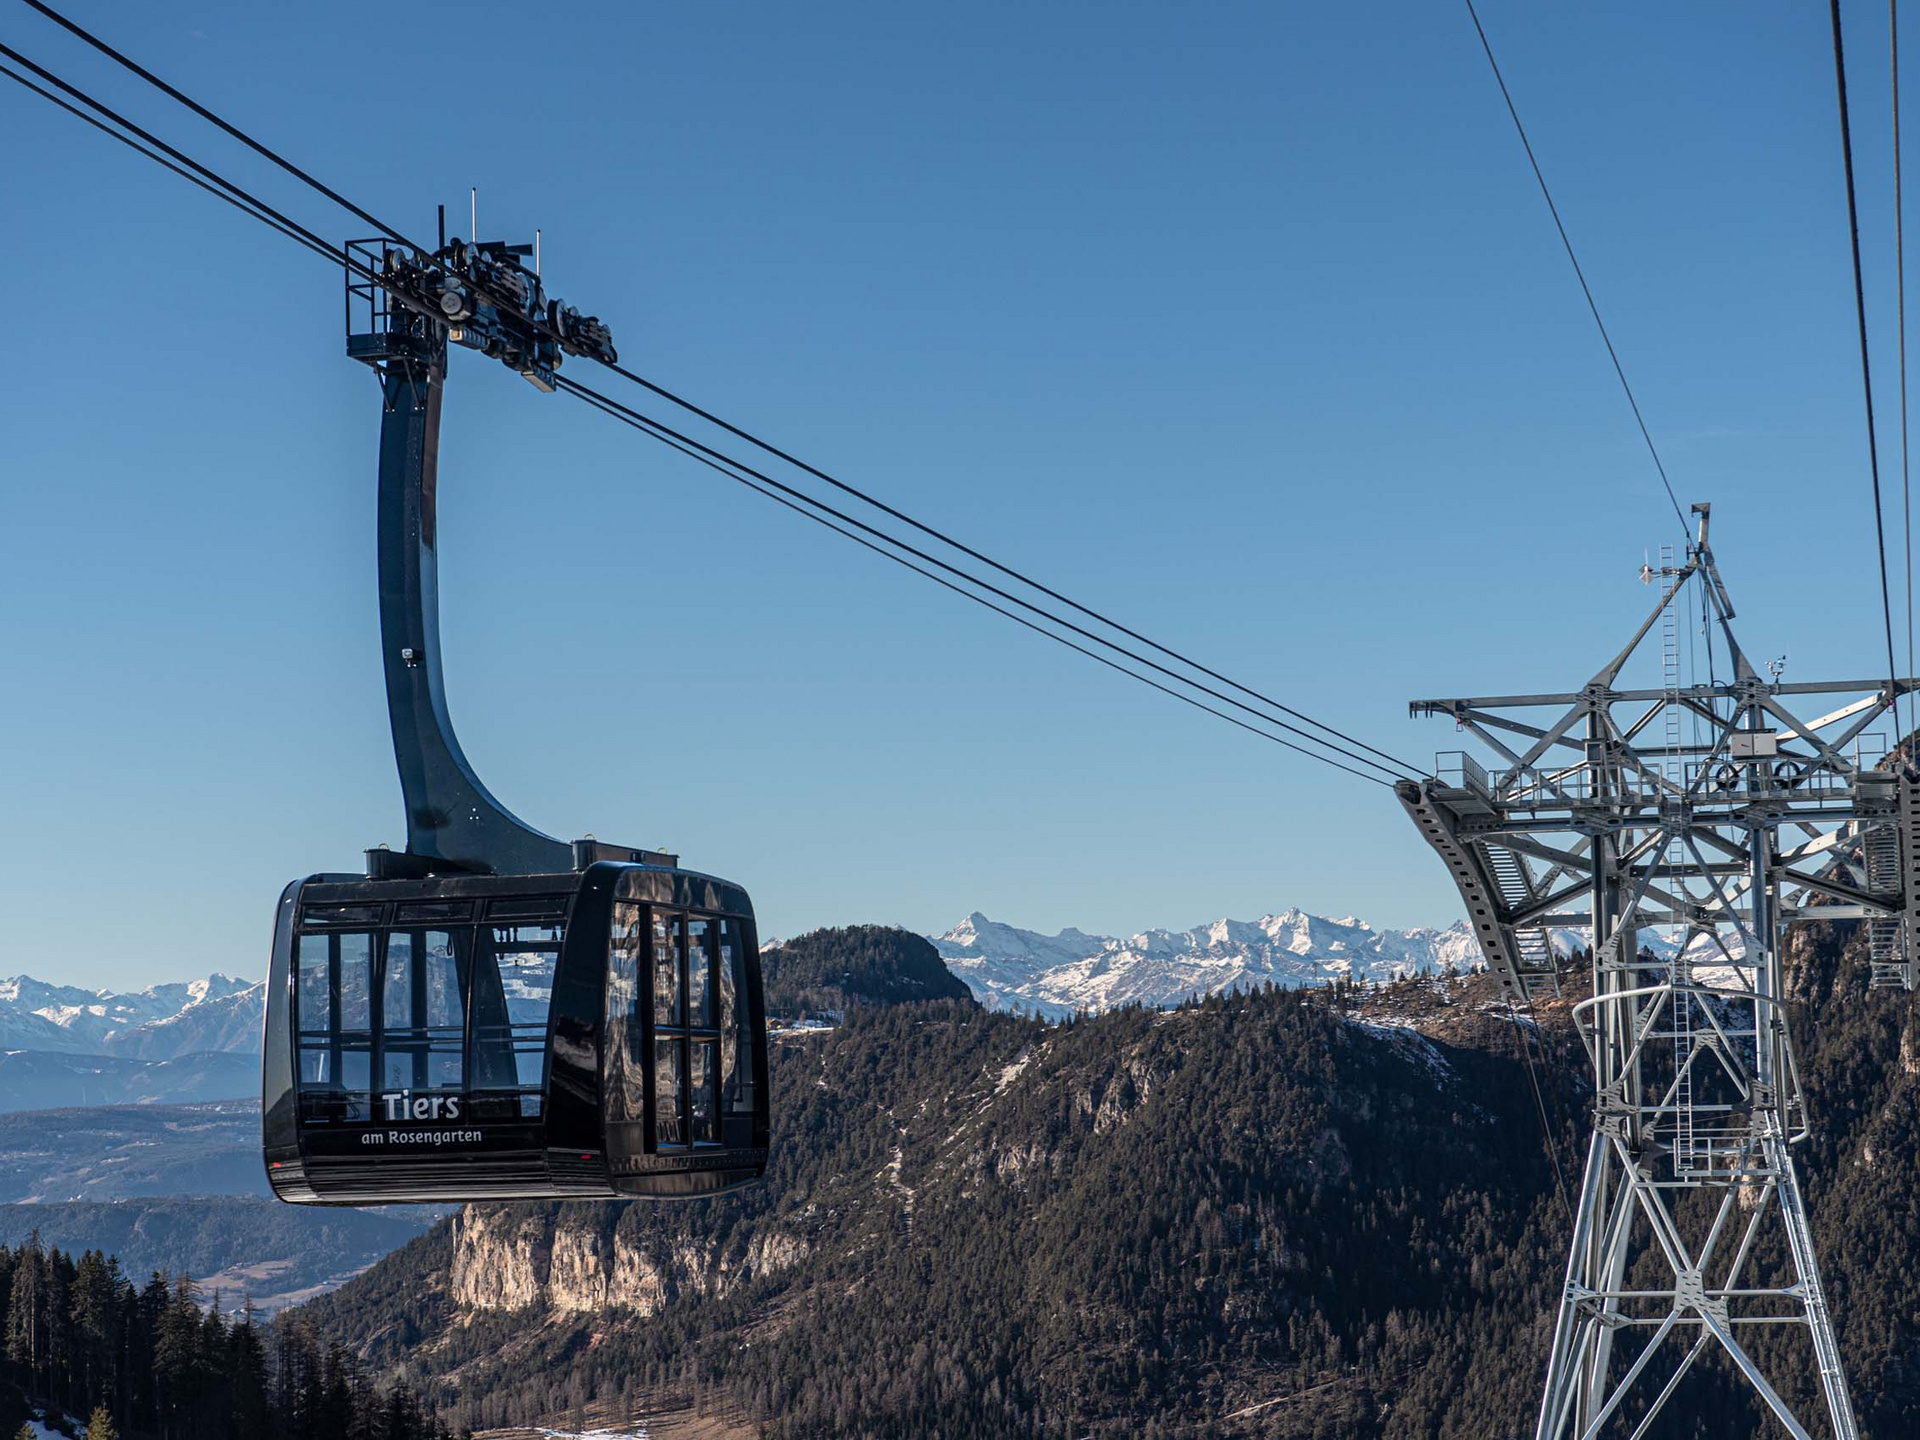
[1398,505,1920,1439]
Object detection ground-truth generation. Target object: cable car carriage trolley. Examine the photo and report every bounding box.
[264,226,769,1203]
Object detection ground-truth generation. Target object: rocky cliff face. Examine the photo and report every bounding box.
[448,1204,808,1316]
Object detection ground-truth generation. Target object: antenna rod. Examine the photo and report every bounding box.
[470,187,476,243]
[437,203,445,250]
[535,228,541,276]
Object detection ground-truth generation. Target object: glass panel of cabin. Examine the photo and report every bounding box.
[717,917,753,1111]
[382,929,469,1093]
[298,1048,329,1085]
[608,901,646,1126]
[655,1040,684,1146]
[295,931,377,1121]
[471,922,561,1114]
[296,933,331,1039]
[653,913,683,1027]
[423,932,466,1090]
[381,932,420,1090]
[687,918,713,1028]
[337,933,373,1031]
[337,1042,372,1120]
[689,1039,717,1144]
[716,919,737,1102]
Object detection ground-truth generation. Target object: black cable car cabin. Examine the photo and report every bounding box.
[263,864,769,1202]
[266,240,768,1203]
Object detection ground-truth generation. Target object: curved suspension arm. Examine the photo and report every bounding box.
[375,346,572,875]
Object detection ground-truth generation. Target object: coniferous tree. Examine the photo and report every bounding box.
[0,1242,459,1439]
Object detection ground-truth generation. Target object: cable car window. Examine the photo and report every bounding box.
[655,1041,683,1145]
[716,920,737,1101]
[339,1044,371,1104]
[297,934,331,1041]
[688,918,714,1027]
[689,1039,717,1144]
[296,932,332,1089]
[473,922,561,1113]
[382,935,416,1090]
[717,917,752,1110]
[338,934,373,1030]
[654,913,683,1026]
[381,930,467,1092]
[608,902,646,1123]
[295,931,375,1122]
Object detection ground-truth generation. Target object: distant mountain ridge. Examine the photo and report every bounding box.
[923,908,1725,1017]
[0,973,262,1058]
[930,907,1491,1017]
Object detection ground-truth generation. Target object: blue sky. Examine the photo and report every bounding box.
[0,0,1910,989]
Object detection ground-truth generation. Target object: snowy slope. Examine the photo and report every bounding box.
[0,974,260,1058]
[103,981,266,1059]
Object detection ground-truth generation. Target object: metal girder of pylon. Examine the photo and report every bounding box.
[1399,504,1919,1439]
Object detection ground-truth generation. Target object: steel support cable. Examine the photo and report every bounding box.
[559,380,1397,787]
[551,375,1409,781]
[1461,0,1690,541]
[1463,0,1670,1219]
[0,61,333,262]
[575,363,1431,776]
[15,0,1427,783]
[1507,1000,1573,1223]
[0,41,347,270]
[1896,0,1915,741]
[1831,0,1908,741]
[0,49,1404,788]
[17,0,436,259]
[0,46,405,362]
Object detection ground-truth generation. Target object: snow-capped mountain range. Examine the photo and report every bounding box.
[928,910,1731,1017]
[0,974,263,1058]
[931,909,1490,1018]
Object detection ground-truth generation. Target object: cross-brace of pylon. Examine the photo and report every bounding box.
[1398,504,1920,1439]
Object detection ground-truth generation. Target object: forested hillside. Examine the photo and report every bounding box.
[300,921,1920,1437]
[0,1200,435,1316]
[0,1236,462,1440]
[761,925,975,1015]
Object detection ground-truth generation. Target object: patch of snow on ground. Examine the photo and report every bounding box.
[1349,1016,1453,1088]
